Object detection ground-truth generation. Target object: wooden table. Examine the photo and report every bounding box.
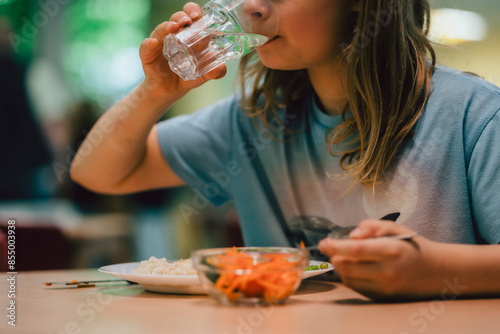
[1,269,499,334]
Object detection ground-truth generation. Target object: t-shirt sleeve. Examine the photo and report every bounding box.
[156,96,238,206]
[468,109,500,244]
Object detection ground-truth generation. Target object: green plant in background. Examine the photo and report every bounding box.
[62,0,150,108]
[0,0,38,64]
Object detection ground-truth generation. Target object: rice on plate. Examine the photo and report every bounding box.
[134,256,196,275]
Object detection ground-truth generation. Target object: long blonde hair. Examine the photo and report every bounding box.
[239,0,436,190]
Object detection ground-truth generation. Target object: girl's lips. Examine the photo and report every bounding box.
[263,35,279,45]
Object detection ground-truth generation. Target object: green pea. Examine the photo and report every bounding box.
[305,265,317,271]
[320,263,329,270]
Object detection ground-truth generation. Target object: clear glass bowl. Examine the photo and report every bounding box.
[191,247,309,306]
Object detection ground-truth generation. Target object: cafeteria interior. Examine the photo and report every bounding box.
[0,0,499,270]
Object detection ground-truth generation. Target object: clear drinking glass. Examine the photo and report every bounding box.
[163,0,278,81]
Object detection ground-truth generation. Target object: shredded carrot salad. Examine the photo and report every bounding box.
[208,247,303,303]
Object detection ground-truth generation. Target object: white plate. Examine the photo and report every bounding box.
[99,260,334,294]
[302,260,334,279]
[98,262,205,294]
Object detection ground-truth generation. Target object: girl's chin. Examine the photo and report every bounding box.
[255,54,304,71]
[256,40,305,71]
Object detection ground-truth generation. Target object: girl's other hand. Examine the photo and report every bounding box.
[139,2,227,98]
[318,219,445,301]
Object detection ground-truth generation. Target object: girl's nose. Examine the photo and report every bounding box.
[241,0,277,35]
[242,0,273,21]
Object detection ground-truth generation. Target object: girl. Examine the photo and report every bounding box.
[71,0,500,300]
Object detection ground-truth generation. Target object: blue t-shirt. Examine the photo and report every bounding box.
[157,66,500,246]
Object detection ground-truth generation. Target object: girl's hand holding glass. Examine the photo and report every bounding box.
[163,0,279,81]
[139,2,228,98]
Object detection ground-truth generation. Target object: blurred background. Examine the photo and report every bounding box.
[0,0,498,271]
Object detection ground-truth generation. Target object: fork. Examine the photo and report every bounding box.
[303,231,420,250]
[289,212,418,251]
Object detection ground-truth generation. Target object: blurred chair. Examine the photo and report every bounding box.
[66,213,133,268]
[0,222,71,271]
[0,228,7,271]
